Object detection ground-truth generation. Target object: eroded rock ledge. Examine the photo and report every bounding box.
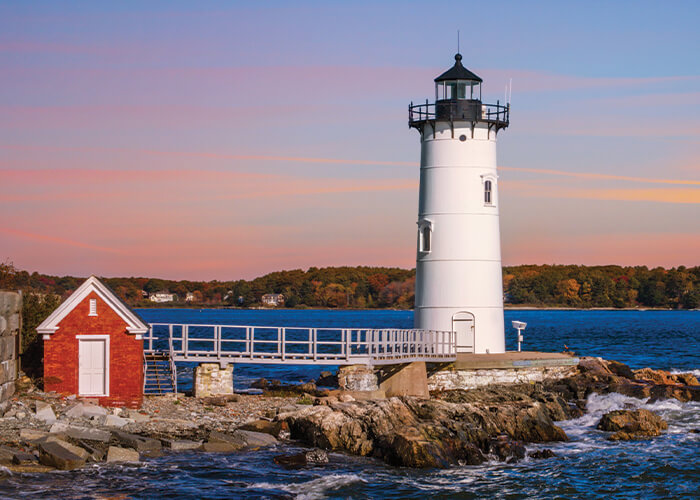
[282,386,571,468]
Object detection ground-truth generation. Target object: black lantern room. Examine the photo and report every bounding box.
[409,53,509,133]
[434,53,482,101]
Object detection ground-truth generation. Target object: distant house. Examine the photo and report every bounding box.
[261,293,285,307]
[185,292,195,302]
[149,292,175,303]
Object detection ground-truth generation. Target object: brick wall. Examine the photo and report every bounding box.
[0,291,21,404]
[44,291,143,408]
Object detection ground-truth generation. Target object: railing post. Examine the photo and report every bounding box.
[281,328,286,361]
[183,325,189,357]
[216,326,221,358]
[345,329,350,361]
[313,328,317,361]
[308,328,312,357]
[277,328,282,359]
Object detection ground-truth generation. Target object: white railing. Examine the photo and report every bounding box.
[144,323,456,366]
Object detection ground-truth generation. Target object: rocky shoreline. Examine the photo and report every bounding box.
[0,357,698,475]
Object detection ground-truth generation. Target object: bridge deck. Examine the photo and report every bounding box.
[144,323,457,366]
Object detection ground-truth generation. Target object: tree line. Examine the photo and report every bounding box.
[1,261,698,311]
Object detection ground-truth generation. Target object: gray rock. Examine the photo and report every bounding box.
[234,429,278,448]
[113,431,162,453]
[274,449,329,467]
[162,439,203,451]
[0,446,16,465]
[207,430,246,450]
[34,401,56,424]
[77,440,106,462]
[19,428,49,441]
[38,440,88,470]
[103,415,129,428]
[106,446,139,463]
[126,410,150,423]
[65,403,86,418]
[12,451,38,465]
[82,404,108,418]
[50,422,111,442]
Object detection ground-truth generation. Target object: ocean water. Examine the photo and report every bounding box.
[1,310,698,499]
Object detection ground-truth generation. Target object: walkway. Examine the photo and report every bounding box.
[144,323,456,366]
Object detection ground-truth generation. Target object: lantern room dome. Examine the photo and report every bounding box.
[434,53,482,83]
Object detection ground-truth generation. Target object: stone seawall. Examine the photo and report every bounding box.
[0,291,21,404]
[428,365,578,391]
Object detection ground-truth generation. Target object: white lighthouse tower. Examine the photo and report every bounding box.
[409,54,510,354]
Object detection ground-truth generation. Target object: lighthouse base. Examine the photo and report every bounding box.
[414,306,505,354]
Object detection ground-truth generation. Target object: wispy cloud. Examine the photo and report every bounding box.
[499,166,700,186]
[0,227,121,253]
[501,181,700,204]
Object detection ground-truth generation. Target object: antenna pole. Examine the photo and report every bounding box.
[509,78,513,104]
[457,30,460,53]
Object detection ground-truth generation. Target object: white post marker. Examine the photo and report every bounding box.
[512,321,527,352]
[409,53,510,354]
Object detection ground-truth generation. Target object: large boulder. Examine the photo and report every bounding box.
[239,419,288,438]
[283,393,568,468]
[34,401,57,424]
[106,446,139,463]
[38,440,88,470]
[274,449,329,467]
[50,422,111,442]
[113,431,163,453]
[597,409,668,440]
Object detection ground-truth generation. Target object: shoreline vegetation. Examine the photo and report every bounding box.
[0,359,697,474]
[2,262,699,311]
[2,260,698,380]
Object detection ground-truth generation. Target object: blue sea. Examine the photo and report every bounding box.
[2,310,698,499]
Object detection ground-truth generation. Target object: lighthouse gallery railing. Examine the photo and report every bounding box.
[144,324,456,366]
[408,100,509,126]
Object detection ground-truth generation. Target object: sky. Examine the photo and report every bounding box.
[1,0,698,281]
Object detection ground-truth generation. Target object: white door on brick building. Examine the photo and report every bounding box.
[78,336,108,396]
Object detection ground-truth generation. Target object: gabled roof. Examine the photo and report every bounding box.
[434,53,482,83]
[37,275,149,335]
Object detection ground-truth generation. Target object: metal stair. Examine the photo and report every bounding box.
[143,352,177,395]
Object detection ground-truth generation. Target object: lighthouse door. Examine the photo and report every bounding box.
[452,312,475,353]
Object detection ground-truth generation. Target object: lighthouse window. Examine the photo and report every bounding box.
[484,180,493,205]
[421,226,431,252]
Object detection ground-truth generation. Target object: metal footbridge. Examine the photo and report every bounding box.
[143,323,456,367]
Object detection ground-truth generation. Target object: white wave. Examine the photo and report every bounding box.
[251,473,365,499]
[669,368,700,378]
[557,392,700,444]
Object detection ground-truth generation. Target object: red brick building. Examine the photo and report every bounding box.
[37,276,149,408]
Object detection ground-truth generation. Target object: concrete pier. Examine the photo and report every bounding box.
[194,363,234,398]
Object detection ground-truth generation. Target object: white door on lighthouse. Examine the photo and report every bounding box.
[452,312,475,353]
[78,338,107,396]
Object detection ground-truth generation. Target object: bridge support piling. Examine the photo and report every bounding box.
[194,362,234,398]
[377,362,429,398]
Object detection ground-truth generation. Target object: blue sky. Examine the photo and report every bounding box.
[1,1,698,279]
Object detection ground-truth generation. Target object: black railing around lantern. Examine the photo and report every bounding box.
[409,100,509,130]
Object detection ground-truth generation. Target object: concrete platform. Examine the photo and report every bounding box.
[449,351,579,370]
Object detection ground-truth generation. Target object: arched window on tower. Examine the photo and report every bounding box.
[484,180,492,205]
[418,220,433,254]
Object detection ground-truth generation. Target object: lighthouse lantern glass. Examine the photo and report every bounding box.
[436,80,481,101]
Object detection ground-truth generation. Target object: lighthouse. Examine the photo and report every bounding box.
[409,54,510,354]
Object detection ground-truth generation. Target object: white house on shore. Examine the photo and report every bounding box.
[261,293,285,307]
[149,292,175,303]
